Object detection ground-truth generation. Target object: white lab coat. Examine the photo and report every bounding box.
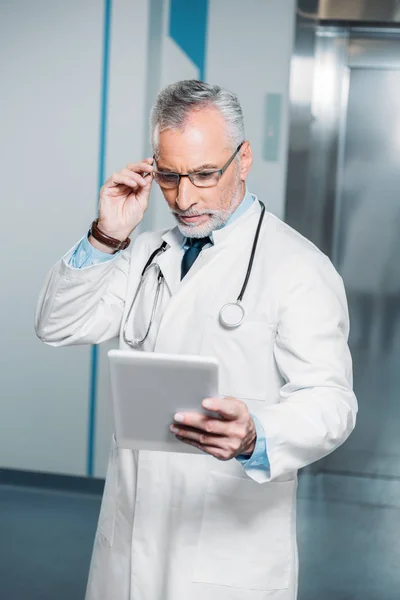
[35,199,357,600]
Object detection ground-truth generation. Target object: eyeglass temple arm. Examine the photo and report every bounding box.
[143,154,156,178]
[220,141,245,175]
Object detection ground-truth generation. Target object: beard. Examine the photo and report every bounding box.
[170,174,244,239]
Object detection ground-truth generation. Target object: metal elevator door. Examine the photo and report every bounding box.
[287,22,400,600]
[311,31,400,478]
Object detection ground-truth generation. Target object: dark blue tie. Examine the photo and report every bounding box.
[181,237,211,280]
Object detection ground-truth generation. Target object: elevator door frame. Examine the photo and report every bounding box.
[297,26,400,475]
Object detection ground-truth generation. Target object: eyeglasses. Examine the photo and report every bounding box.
[153,142,244,189]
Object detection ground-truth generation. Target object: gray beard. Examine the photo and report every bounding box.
[171,183,243,239]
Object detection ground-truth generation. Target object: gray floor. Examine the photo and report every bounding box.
[297,473,400,600]
[1,473,400,599]
[0,485,100,600]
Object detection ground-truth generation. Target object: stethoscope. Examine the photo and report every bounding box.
[122,200,266,348]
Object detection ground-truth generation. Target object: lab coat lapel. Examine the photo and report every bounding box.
[154,199,263,348]
[155,228,184,296]
[176,198,262,291]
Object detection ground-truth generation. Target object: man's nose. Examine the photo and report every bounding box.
[176,176,195,211]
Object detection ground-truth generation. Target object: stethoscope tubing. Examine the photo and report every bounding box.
[140,241,168,276]
[237,201,265,302]
[123,250,167,347]
[123,201,265,347]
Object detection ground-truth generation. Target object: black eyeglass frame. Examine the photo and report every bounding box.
[152,141,245,188]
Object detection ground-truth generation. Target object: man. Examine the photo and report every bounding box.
[35,79,357,600]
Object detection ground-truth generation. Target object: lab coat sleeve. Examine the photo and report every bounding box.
[35,233,145,346]
[246,252,358,484]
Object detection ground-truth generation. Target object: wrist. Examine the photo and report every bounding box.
[89,219,131,252]
[97,219,133,242]
[242,422,257,456]
[243,440,256,457]
[88,235,119,254]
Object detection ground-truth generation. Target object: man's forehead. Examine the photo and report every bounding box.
[158,107,229,153]
[157,120,230,169]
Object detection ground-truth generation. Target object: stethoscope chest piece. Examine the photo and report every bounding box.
[219,301,245,329]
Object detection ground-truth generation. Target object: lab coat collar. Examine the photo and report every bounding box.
[160,225,185,249]
[212,194,261,246]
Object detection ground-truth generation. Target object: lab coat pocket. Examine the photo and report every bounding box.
[200,317,276,401]
[97,434,118,546]
[193,472,294,591]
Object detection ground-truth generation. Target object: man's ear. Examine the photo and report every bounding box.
[239,141,253,181]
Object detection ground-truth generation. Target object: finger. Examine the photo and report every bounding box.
[125,164,154,183]
[171,424,228,448]
[106,186,140,198]
[120,168,148,186]
[126,161,154,174]
[106,172,144,190]
[176,436,228,460]
[173,412,229,436]
[173,397,222,428]
[174,411,209,430]
[202,396,242,421]
[141,171,154,183]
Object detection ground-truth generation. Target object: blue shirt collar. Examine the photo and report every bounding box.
[182,188,255,248]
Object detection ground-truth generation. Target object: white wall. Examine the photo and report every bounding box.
[207,0,296,219]
[0,0,103,475]
[0,0,150,477]
[0,0,295,478]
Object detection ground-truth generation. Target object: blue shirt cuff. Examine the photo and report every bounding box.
[68,234,120,268]
[235,413,270,471]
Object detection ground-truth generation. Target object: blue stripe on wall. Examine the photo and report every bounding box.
[169,0,209,80]
[87,0,112,478]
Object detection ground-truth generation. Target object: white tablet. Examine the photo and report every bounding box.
[108,349,219,453]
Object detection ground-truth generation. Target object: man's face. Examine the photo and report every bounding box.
[155,108,252,238]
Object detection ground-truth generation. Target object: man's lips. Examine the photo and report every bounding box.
[179,214,209,223]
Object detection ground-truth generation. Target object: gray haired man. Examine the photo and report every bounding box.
[36,79,357,600]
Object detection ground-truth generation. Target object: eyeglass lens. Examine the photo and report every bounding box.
[154,170,221,189]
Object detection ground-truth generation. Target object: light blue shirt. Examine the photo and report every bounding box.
[69,190,269,473]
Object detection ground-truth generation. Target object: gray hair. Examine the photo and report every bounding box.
[150,80,245,156]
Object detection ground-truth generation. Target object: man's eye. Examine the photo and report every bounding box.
[196,171,215,180]
[159,173,178,182]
